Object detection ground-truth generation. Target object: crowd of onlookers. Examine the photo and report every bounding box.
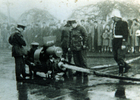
[80,18,140,54]
[0,17,140,54]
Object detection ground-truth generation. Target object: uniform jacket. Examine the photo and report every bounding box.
[61,27,70,48]
[114,20,129,41]
[9,31,26,57]
[113,20,129,49]
[70,25,87,51]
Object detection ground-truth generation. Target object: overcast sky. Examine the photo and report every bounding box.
[0,0,139,21]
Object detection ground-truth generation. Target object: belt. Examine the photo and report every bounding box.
[113,35,123,38]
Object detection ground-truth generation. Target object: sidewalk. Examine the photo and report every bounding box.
[87,51,140,58]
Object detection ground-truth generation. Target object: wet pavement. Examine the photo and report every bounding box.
[1,49,140,100]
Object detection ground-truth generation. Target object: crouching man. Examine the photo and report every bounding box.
[25,42,39,79]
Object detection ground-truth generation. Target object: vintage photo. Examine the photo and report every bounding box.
[0,0,140,99]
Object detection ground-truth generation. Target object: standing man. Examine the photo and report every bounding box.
[111,9,131,76]
[69,20,88,84]
[61,20,72,63]
[81,18,92,52]
[9,24,26,81]
[131,19,140,53]
[61,20,73,80]
[94,21,103,53]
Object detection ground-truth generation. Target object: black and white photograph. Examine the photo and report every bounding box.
[1,0,140,100]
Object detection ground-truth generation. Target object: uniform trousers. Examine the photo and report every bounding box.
[72,49,88,83]
[112,39,129,74]
[14,56,26,80]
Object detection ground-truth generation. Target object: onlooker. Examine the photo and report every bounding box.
[86,18,94,52]
[94,21,104,53]
[131,19,140,53]
[102,28,109,52]
[127,19,133,53]
[108,29,113,53]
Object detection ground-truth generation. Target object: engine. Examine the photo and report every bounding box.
[34,46,63,65]
[31,44,66,78]
[25,36,73,81]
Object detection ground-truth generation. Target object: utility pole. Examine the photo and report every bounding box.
[3,0,12,34]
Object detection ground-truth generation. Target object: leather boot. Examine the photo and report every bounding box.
[83,73,88,84]
[119,66,123,76]
[124,64,131,73]
[76,72,82,84]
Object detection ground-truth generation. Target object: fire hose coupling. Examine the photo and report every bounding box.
[50,57,55,62]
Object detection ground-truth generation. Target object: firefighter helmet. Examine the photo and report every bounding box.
[110,9,122,18]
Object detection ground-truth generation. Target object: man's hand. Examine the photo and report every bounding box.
[83,45,86,49]
[68,48,71,51]
[122,39,125,42]
[121,45,126,50]
[121,41,127,50]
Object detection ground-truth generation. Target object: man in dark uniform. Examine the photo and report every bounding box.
[9,24,26,81]
[111,9,131,76]
[61,20,72,63]
[61,20,73,80]
[69,20,88,84]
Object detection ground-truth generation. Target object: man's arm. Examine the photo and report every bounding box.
[15,33,26,46]
[80,26,88,47]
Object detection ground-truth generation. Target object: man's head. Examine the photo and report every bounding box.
[65,20,71,27]
[87,17,94,24]
[16,24,26,32]
[133,18,139,25]
[80,19,85,25]
[94,21,98,27]
[42,22,46,26]
[30,42,39,50]
[71,20,77,28]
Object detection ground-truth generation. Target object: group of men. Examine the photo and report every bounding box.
[9,9,131,82]
[61,9,131,78]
